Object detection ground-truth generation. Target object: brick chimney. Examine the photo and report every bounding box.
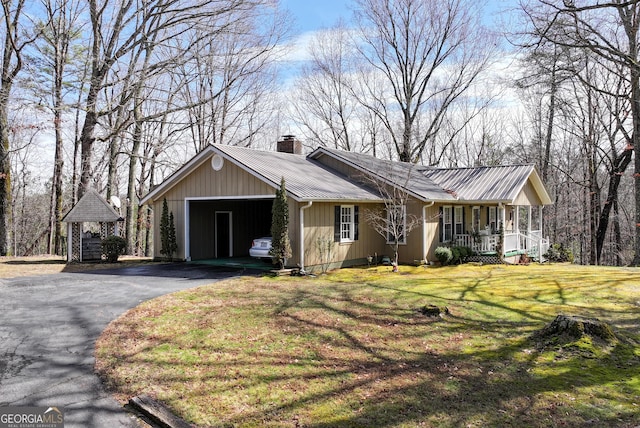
[277,135,302,154]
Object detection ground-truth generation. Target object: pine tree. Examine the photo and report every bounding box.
[269,177,292,269]
[160,198,178,260]
[168,211,178,260]
[160,198,169,257]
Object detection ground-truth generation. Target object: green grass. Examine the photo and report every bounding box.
[95,264,640,427]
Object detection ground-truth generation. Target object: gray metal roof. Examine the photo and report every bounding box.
[308,147,456,202]
[62,188,121,222]
[421,164,537,202]
[141,144,551,206]
[214,145,383,202]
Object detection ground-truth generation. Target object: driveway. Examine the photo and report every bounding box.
[0,263,248,427]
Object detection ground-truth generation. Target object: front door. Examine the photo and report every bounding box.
[215,211,232,258]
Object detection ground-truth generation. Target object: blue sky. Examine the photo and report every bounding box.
[280,0,352,33]
[280,0,508,35]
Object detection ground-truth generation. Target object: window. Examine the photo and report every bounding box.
[442,206,452,242]
[334,205,359,243]
[387,205,407,244]
[472,206,481,232]
[341,205,354,241]
[488,206,497,233]
[454,206,464,236]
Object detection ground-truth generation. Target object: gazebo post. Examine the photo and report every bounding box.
[67,222,73,262]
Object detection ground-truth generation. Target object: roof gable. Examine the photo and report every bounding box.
[141,145,383,204]
[63,188,121,222]
[423,165,552,205]
[308,147,456,202]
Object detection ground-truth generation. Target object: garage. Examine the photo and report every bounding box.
[186,198,273,260]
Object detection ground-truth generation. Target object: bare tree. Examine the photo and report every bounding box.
[521,0,640,264]
[361,162,423,270]
[0,0,38,255]
[77,0,269,198]
[353,0,496,163]
[290,23,362,151]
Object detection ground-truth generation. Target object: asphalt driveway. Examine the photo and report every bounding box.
[0,263,247,427]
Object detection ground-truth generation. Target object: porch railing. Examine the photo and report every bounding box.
[452,230,550,262]
[504,230,550,261]
[454,233,497,253]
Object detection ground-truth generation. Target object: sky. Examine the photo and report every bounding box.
[280,0,509,35]
[278,0,512,67]
[280,0,352,33]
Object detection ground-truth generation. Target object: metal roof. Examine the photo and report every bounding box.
[213,145,382,201]
[62,188,121,222]
[421,164,544,203]
[308,147,456,202]
[141,144,551,206]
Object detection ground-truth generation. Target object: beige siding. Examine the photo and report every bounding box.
[513,179,543,206]
[152,156,277,260]
[396,199,428,263]
[424,204,441,262]
[314,154,360,179]
[169,156,274,199]
[301,202,387,271]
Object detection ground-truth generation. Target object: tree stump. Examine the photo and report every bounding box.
[420,304,449,317]
[535,314,617,344]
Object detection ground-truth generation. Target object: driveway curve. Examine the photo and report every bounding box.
[0,263,247,427]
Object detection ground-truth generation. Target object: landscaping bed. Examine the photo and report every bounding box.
[95,264,640,427]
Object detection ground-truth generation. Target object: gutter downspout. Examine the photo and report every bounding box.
[299,201,313,273]
[422,201,435,265]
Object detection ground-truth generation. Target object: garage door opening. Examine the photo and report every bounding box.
[187,198,272,261]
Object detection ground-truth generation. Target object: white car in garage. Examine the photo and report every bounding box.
[249,237,272,259]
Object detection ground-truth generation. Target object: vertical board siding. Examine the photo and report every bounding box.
[302,202,387,268]
[513,179,543,206]
[152,156,276,260]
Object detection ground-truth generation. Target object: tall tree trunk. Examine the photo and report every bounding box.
[632,65,640,265]
[125,115,141,255]
[0,89,11,256]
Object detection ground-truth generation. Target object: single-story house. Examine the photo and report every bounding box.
[140,137,552,271]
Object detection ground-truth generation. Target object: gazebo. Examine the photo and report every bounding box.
[62,189,123,262]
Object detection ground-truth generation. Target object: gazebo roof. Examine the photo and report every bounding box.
[62,188,121,223]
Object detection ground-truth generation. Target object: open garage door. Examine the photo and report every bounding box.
[187,199,272,260]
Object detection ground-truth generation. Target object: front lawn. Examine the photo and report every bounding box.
[95,264,640,427]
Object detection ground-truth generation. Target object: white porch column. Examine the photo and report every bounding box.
[514,207,520,250]
[538,205,543,232]
[67,223,72,262]
[184,200,191,261]
[527,206,532,236]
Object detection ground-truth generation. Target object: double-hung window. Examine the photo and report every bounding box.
[488,206,497,232]
[341,205,354,241]
[454,206,464,236]
[334,205,359,243]
[442,206,453,242]
[472,206,481,232]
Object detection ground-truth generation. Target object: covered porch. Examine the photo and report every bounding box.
[448,205,550,262]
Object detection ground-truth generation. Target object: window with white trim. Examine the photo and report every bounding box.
[454,206,464,236]
[442,206,453,242]
[339,205,354,242]
[472,206,481,232]
[387,205,407,244]
[488,206,497,233]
